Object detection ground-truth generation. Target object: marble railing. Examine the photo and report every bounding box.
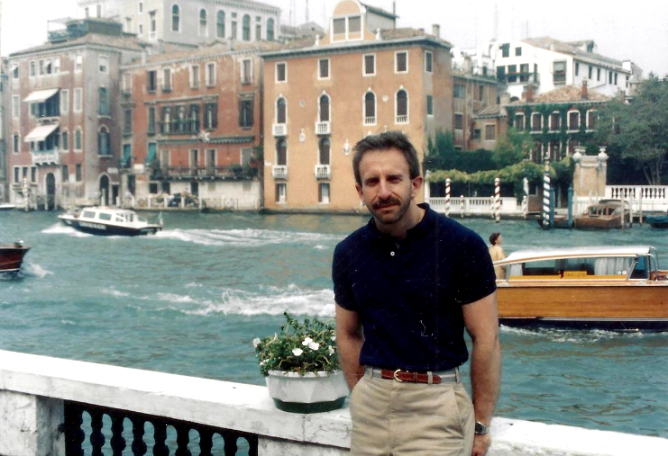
[1,349,667,456]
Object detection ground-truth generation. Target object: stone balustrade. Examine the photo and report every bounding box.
[1,349,667,456]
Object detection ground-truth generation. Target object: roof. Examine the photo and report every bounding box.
[129,40,284,66]
[511,85,611,105]
[361,2,398,19]
[496,245,654,266]
[475,105,505,118]
[522,36,625,69]
[10,33,146,56]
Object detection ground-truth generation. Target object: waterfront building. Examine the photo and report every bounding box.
[261,0,453,212]
[120,40,281,209]
[76,0,282,46]
[6,18,145,209]
[1,58,8,202]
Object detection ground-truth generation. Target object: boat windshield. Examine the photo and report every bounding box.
[82,211,96,219]
[138,216,148,223]
[507,256,637,279]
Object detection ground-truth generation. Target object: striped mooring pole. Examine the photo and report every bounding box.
[494,177,501,223]
[460,195,465,218]
[542,166,551,229]
[445,178,451,218]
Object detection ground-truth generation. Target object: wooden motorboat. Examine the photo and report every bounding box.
[493,245,668,331]
[574,199,631,229]
[0,240,30,273]
[58,207,163,236]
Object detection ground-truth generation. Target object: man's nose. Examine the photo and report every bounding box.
[378,179,392,198]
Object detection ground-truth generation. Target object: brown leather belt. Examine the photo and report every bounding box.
[366,367,459,384]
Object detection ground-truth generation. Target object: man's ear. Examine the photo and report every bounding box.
[411,176,424,199]
[355,183,363,199]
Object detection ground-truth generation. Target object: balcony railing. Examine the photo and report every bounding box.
[364,116,376,125]
[272,123,287,137]
[152,166,255,181]
[315,121,331,135]
[31,150,60,166]
[315,164,331,179]
[159,121,200,135]
[395,115,408,124]
[272,165,288,179]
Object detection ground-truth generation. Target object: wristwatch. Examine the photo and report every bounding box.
[474,421,490,435]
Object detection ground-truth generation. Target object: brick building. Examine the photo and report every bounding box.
[6,18,144,209]
[261,0,453,212]
[121,41,281,209]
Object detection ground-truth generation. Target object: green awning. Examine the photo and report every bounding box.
[146,143,157,163]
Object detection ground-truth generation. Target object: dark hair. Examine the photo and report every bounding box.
[352,131,421,186]
[489,232,501,246]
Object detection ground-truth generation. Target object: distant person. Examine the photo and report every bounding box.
[488,233,506,280]
[333,131,500,456]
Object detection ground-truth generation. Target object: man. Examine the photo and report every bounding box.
[333,131,500,456]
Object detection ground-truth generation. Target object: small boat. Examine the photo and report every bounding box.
[0,204,16,211]
[645,211,668,229]
[574,199,631,229]
[58,207,163,236]
[0,240,30,273]
[493,245,668,331]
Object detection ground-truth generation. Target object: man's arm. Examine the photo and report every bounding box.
[335,304,365,390]
[463,291,501,456]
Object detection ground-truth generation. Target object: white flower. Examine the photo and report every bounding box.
[331,335,336,341]
[302,337,313,346]
[252,337,261,348]
[308,341,320,351]
[328,345,335,356]
[260,360,267,365]
[292,348,304,356]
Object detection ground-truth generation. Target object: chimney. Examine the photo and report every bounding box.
[581,79,588,99]
[523,84,533,102]
[432,24,440,39]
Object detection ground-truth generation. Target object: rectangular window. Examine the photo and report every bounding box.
[515,46,522,56]
[508,64,517,83]
[575,62,580,76]
[30,61,36,77]
[496,65,506,82]
[608,71,613,84]
[597,67,601,81]
[124,109,132,134]
[99,55,108,73]
[75,130,82,151]
[426,95,433,116]
[454,113,464,130]
[122,73,132,93]
[425,51,433,73]
[515,115,525,131]
[553,61,566,84]
[276,62,287,82]
[473,129,481,140]
[239,98,254,128]
[569,111,579,130]
[395,51,408,73]
[61,89,69,114]
[190,65,200,88]
[614,72,618,85]
[206,62,216,86]
[14,167,19,183]
[241,59,252,84]
[12,95,19,117]
[550,113,560,131]
[348,16,361,33]
[62,165,69,183]
[76,164,82,182]
[98,87,110,116]
[588,65,593,80]
[13,134,20,153]
[485,124,496,140]
[478,85,484,101]
[333,18,345,35]
[147,70,157,91]
[275,183,287,203]
[454,84,465,99]
[318,59,330,79]
[31,167,37,183]
[62,131,69,151]
[364,54,375,76]
[75,54,83,72]
[204,103,218,129]
[162,68,172,91]
[256,24,262,41]
[500,43,510,58]
[148,107,156,134]
[519,64,529,82]
[319,183,330,204]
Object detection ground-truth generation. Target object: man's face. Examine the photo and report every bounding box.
[355,148,422,226]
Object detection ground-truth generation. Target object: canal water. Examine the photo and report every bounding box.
[1,210,667,439]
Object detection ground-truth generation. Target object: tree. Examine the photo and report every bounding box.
[492,127,534,168]
[596,75,668,185]
[424,129,455,171]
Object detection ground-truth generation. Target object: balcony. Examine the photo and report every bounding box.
[272,165,288,179]
[364,116,376,125]
[152,166,256,181]
[315,121,331,135]
[315,164,331,179]
[272,123,287,137]
[395,115,408,124]
[31,150,60,166]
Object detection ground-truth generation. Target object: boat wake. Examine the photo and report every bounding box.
[42,223,91,237]
[500,325,647,341]
[154,228,340,247]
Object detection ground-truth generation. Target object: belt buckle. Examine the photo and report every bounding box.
[393,369,403,382]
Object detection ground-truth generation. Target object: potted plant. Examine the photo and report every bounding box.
[253,312,349,413]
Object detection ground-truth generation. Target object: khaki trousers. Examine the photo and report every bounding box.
[349,371,474,455]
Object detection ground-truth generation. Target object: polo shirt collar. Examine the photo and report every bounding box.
[365,202,434,242]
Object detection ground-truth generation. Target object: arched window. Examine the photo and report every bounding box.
[319,94,330,122]
[242,15,251,41]
[587,109,596,130]
[217,11,225,38]
[276,139,287,165]
[98,126,111,155]
[364,92,376,125]
[319,138,330,165]
[396,89,408,123]
[172,5,180,32]
[199,9,207,36]
[267,18,275,40]
[276,98,286,124]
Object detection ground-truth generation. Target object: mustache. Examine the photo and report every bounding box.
[372,197,401,209]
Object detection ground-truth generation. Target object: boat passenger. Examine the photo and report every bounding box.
[489,232,506,279]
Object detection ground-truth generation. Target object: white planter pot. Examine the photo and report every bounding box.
[265,370,349,413]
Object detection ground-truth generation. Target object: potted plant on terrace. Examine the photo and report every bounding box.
[253,312,348,413]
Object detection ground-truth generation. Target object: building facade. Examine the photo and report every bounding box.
[7,19,144,209]
[120,41,278,209]
[77,0,282,46]
[261,0,453,212]
[452,71,501,151]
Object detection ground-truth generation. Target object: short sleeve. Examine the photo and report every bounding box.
[453,232,497,305]
[332,241,358,311]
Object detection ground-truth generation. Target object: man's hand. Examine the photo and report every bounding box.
[472,434,491,456]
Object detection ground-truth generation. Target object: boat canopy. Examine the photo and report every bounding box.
[496,245,654,266]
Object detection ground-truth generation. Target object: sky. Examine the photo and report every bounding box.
[2,0,667,77]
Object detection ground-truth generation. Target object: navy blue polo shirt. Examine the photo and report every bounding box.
[332,203,497,371]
